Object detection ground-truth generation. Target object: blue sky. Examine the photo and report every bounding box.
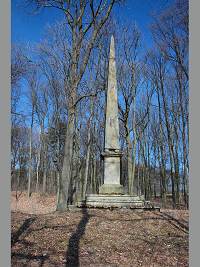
[12,0,173,46]
[11,0,177,172]
[11,0,174,126]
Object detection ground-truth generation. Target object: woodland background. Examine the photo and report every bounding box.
[11,0,189,210]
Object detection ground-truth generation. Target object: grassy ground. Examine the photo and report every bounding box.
[11,193,189,267]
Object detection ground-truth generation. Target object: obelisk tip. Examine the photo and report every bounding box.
[111,35,114,46]
[110,35,115,59]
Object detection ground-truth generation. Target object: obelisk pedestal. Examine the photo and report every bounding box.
[99,150,124,194]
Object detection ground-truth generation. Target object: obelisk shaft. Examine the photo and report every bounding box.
[99,36,124,195]
[105,35,120,151]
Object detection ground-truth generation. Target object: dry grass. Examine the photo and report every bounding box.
[11,192,189,267]
[11,191,56,214]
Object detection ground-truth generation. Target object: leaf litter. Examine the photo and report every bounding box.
[11,192,188,266]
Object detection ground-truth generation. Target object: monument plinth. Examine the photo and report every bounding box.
[77,35,145,209]
[99,150,124,195]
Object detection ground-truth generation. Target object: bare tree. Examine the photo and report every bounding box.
[116,24,143,194]
[25,0,122,210]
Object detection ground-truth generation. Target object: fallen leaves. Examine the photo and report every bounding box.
[12,209,188,267]
[11,194,189,267]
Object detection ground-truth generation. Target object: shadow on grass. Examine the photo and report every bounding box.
[12,252,49,267]
[157,211,189,233]
[65,208,90,267]
[11,217,36,246]
[27,223,76,233]
[11,216,50,267]
[90,212,188,235]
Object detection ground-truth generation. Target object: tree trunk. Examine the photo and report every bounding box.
[36,130,41,193]
[27,108,34,198]
[56,171,60,207]
[82,138,91,199]
[57,106,76,211]
[82,99,94,200]
[42,169,47,194]
[127,132,133,195]
[92,158,97,194]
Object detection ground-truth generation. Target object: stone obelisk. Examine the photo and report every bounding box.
[77,35,145,208]
[99,35,124,195]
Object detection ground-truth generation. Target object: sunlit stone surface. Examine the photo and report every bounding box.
[99,35,124,194]
[77,36,145,208]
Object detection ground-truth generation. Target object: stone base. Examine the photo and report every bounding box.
[99,184,124,195]
[77,194,145,209]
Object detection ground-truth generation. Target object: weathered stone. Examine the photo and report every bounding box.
[104,35,120,151]
[78,194,145,208]
[104,156,120,184]
[99,184,124,194]
[99,35,123,194]
[77,35,145,209]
